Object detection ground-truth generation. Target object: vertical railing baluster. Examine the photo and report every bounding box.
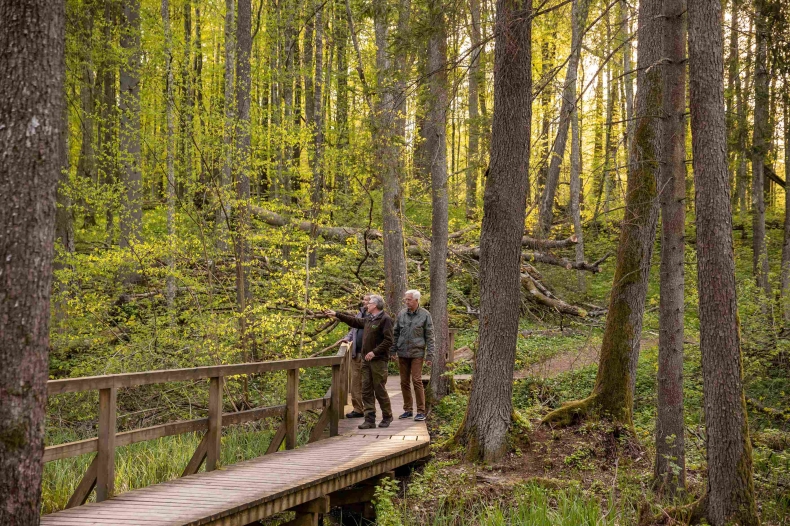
[206,376,223,471]
[330,364,340,437]
[286,368,299,449]
[96,386,117,502]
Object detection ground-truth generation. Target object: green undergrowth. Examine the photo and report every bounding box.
[41,421,316,514]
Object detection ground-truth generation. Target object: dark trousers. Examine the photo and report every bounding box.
[361,359,392,422]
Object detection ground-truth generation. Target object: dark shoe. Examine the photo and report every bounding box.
[414,413,426,421]
[398,411,413,419]
[346,411,364,418]
[379,417,393,428]
[358,420,377,430]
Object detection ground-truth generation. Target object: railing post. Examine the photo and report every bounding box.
[330,364,340,437]
[339,344,349,419]
[206,376,223,471]
[286,368,299,449]
[96,387,117,502]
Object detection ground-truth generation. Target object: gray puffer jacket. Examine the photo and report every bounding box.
[391,307,435,361]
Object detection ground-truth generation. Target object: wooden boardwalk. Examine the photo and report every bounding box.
[42,376,429,526]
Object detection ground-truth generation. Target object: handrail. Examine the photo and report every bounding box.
[48,355,344,395]
[45,342,352,510]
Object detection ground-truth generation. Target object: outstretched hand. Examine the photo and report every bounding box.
[323,309,336,318]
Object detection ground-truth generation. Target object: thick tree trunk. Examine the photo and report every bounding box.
[687,1,760,523]
[544,0,662,428]
[236,0,252,352]
[426,0,451,401]
[119,0,142,249]
[654,0,686,495]
[752,0,770,295]
[537,0,590,236]
[461,0,532,462]
[163,0,177,309]
[218,0,235,251]
[373,0,408,313]
[0,0,65,522]
[465,0,482,219]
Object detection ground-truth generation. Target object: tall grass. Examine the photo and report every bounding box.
[41,421,320,514]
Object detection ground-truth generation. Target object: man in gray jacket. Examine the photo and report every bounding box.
[391,289,434,421]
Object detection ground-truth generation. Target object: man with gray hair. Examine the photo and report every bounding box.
[324,294,394,429]
[391,289,434,421]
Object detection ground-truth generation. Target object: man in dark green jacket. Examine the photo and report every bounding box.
[391,289,434,422]
[325,294,394,429]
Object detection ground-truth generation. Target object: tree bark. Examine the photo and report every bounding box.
[236,0,253,352]
[465,0,482,219]
[0,0,65,521]
[570,70,585,292]
[180,0,193,200]
[373,0,408,313]
[781,95,790,324]
[544,0,662,428]
[99,0,117,243]
[163,0,177,309]
[461,0,532,462]
[654,0,686,495]
[333,0,349,193]
[619,0,634,153]
[426,0,451,401]
[687,1,760,523]
[537,0,591,236]
[119,0,142,249]
[752,0,770,295]
[217,0,235,251]
[311,0,325,207]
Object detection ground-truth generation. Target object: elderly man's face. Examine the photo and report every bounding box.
[403,294,419,311]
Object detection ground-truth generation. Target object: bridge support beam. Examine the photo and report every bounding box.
[281,495,330,526]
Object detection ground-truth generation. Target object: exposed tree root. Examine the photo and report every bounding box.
[541,395,599,427]
[639,495,707,526]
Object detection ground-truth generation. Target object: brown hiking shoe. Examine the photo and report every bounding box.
[378,417,393,428]
[358,420,377,430]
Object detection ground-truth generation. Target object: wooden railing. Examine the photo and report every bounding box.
[45,342,352,509]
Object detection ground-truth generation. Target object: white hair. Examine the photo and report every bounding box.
[405,289,421,301]
[368,294,385,310]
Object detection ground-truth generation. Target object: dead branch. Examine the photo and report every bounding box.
[521,273,589,317]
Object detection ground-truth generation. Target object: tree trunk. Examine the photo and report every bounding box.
[569,52,585,293]
[0,0,65,521]
[536,37,553,201]
[465,0,482,219]
[537,0,591,236]
[77,54,97,226]
[311,0,324,207]
[373,0,408,313]
[218,0,235,251]
[619,0,634,153]
[752,0,770,295]
[236,0,252,353]
[654,0,686,495]
[426,0,451,401]
[687,1,760,523]
[781,96,790,324]
[334,0,349,194]
[99,0,117,243]
[163,0,177,309]
[544,0,662,428]
[119,0,142,249]
[461,0,532,462]
[180,0,193,200]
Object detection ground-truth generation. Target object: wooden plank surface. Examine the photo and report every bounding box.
[42,375,429,526]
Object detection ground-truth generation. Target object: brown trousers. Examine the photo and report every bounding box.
[398,357,425,413]
[361,359,392,422]
[349,354,364,413]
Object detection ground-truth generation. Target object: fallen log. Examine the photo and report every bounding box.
[521,273,588,317]
[452,246,604,273]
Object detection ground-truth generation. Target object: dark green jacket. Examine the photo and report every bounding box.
[391,307,435,361]
[336,311,393,361]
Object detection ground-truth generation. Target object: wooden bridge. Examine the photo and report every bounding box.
[41,343,430,525]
